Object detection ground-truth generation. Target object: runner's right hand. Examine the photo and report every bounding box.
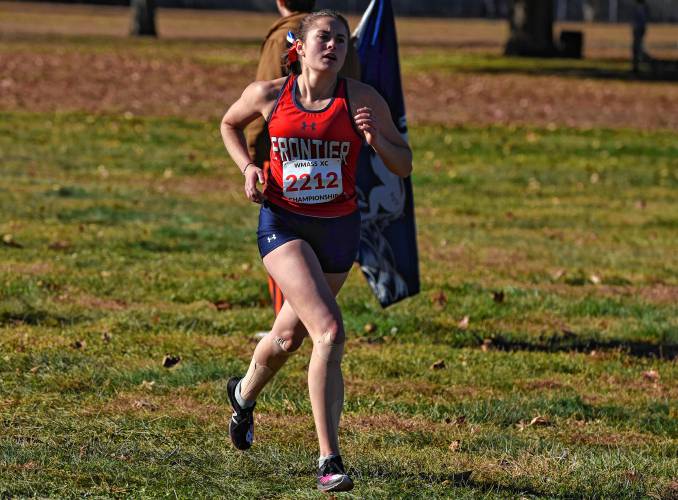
[244,166,265,204]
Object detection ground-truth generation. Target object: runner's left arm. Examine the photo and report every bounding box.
[352,85,412,178]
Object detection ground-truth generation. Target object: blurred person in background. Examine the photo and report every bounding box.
[632,0,650,73]
[247,0,360,316]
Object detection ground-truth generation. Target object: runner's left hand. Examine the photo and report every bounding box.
[354,107,380,147]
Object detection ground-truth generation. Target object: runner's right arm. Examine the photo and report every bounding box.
[220,79,283,203]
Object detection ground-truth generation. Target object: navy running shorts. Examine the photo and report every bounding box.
[257,201,360,273]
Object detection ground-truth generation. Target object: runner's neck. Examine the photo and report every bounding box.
[295,73,338,110]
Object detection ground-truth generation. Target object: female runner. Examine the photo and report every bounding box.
[220,9,412,493]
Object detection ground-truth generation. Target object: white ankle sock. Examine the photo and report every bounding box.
[235,379,255,409]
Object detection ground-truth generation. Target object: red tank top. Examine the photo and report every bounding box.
[264,75,363,217]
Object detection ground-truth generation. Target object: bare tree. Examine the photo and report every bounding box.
[130,0,157,37]
[505,0,555,56]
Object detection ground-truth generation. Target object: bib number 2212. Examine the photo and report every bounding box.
[282,158,342,204]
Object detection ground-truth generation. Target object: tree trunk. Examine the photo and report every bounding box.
[130,0,157,37]
[505,0,555,56]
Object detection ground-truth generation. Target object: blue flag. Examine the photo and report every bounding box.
[354,0,420,307]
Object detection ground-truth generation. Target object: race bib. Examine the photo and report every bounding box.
[282,158,343,204]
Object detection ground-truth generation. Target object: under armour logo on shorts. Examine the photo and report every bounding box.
[267,234,277,243]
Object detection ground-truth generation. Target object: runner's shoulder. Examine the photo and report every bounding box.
[245,77,288,104]
[344,78,381,106]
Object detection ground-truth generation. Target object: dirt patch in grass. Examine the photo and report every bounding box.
[161,176,240,197]
[62,292,128,311]
[520,379,567,391]
[406,69,678,130]
[92,392,224,423]
[349,377,490,402]
[0,51,249,121]
[637,284,678,306]
[91,391,454,436]
[2,43,678,131]
[565,428,656,448]
[0,262,54,276]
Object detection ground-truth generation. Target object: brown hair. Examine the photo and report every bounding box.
[284,10,351,76]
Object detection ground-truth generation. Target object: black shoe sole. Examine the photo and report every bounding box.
[227,376,253,451]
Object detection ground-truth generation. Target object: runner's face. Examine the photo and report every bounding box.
[299,18,348,72]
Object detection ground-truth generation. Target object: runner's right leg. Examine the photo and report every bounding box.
[262,240,349,459]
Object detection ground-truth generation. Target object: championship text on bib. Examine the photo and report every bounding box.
[282,158,343,204]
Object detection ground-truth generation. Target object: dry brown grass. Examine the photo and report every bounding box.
[2,3,678,130]
[2,3,677,59]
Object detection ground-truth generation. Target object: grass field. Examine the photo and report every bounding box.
[1,3,677,498]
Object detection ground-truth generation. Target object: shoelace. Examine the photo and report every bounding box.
[320,457,345,476]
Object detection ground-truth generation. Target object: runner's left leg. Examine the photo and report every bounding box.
[239,272,349,403]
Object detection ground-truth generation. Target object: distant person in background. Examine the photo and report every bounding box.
[246,0,360,316]
[632,0,650,73]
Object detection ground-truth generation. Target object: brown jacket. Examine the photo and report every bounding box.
[245,12,361,164]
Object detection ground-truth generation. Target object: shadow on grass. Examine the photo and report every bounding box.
[358,468,552,497]
[458,58,678,83]
[0,309,88,327]
[488,334,677,360]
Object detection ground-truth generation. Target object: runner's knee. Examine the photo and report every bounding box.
[272,330,306,354]
[313,322,345,363]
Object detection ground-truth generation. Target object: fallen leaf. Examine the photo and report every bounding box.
[140,380,155,391]
[492,291,505,303]
[481,338,492,352]
[430,359,446,370]
[452,415,466,426]
[133,399,158,411]
[2,234,23,248]
[449,440,461,452]
[363,322,377,334]
[71,340,86,349]
[162,355,181,368]
[48,240,71,251]
[561,329,576,339]
[642,370,660,382]
[458,316,470,330]
[102,331,112,343]
[528,415,551,427]
[589,274,601,285]
[551,268,566,280]
[212,299,232,311]
[431,290,447,308]
[624,470,641,482]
